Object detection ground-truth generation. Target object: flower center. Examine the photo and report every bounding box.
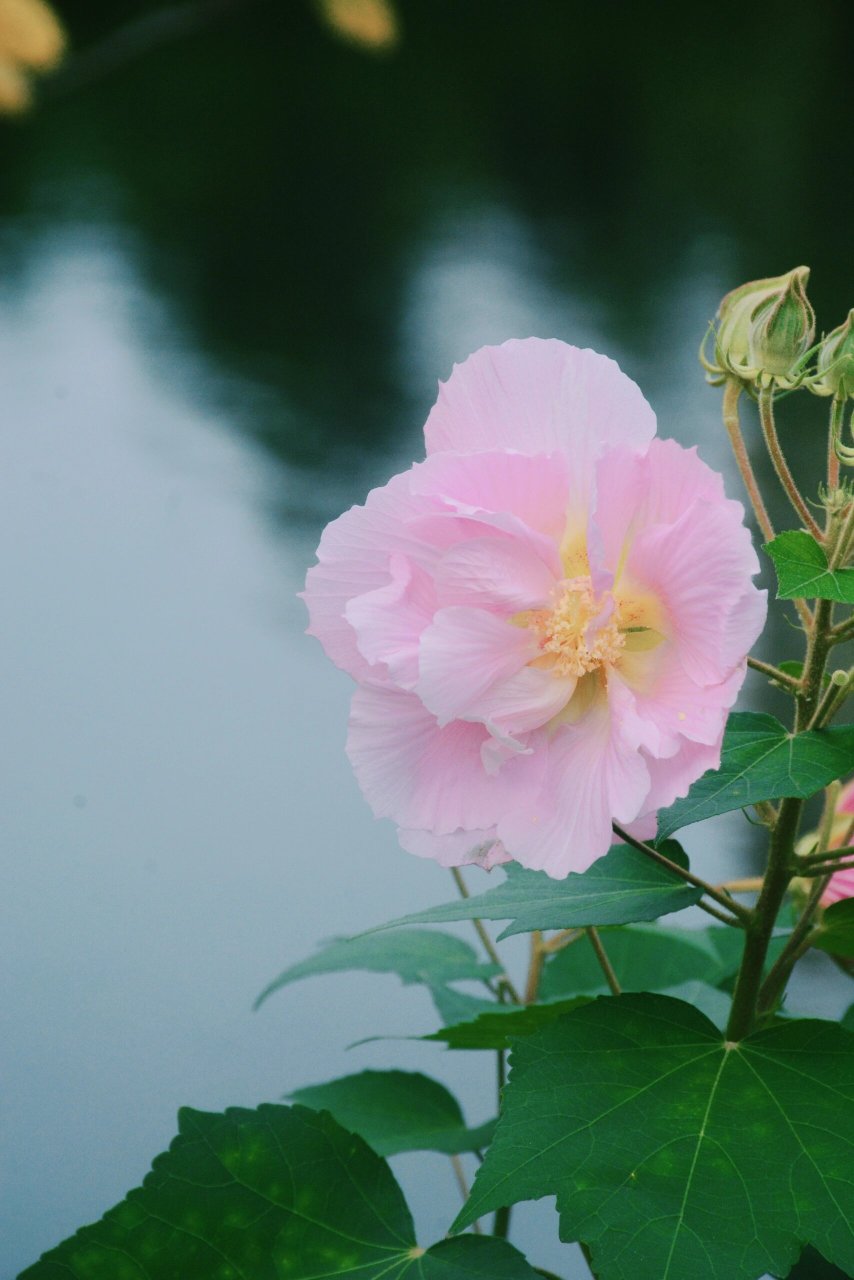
[528,577,625,678]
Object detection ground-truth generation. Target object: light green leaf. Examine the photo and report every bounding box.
[540,924,738,1001]
[430,985,498,1026]
[289,1069,495,1155]
[365,845,702,943]
[255,928,498,1009]
[813,899,854,958]
[454,994,854,1280]
[426,998,590,1051]
[19,1104,542,1280]
[658,712,854,838]
[656,980,731,1029]
[766,530,854,601]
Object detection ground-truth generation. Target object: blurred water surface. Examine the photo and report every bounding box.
[2,4,854,1276]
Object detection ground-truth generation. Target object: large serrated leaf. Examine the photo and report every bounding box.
[658,712,854,838]
[255,927,498,1009]
[766,529,854,601]
[19,1104,541,1279]
[454,994,854,1280]
[289,1069,495,1154]
[363,845,702,943]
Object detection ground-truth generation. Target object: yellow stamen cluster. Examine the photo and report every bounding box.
[529,578,625,679]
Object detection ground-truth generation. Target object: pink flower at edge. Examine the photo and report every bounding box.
[303,339,767,878]
[821,779,854,907]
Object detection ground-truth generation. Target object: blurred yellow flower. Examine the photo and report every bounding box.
[0,0,65,113]
[316,0,398,52]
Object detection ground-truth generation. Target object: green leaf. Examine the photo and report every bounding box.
[254,928,498,1009]
[426,998,590,1050]
[766,530,854,601]
[365,845,702,942]
[454,994,854,1280]
[430,984,498,1026]
[20,1104,542,1280]
[289,1069,495,1155]
[843,1004,854,1033]
[813,899,854,958]
[658,712,854,838]
[540,924,739,1001]
[777,660,831,690]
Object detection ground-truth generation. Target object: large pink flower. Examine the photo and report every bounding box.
[304,340,766,878]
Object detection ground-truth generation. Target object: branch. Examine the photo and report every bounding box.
[747,655,801,692]
[450,868,522,1004]
[613,823,753,924]
[758,386,823,538]
[585,927,621,996]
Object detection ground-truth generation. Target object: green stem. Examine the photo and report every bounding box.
[746,654,801,691]
[722,381,776,544]
[758,872,831,1016]
[758,386,823,537]
[493,1204,511,1240]
[726,598,835,1039]
[725,795,803,1040]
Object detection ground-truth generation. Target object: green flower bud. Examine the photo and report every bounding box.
[747,266,814,382]
[706,266,815,388]
[814,310,854,398]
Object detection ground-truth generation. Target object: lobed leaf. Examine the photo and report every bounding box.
[454,994,854,1280]
[289,1069,495,1155]
[658,712,854,838]
[766,530,854,602]
[364,844,702,942]
[19,1104,541,1280]
[254,927,497,1009]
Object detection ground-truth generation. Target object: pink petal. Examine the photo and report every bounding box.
[424,340,656,508]
[345,554,436,690]
[610,659,745,758]
[347,683,541,835]
[640,737,723,818]
[822,867,854,908]
[435,536,557,612]
[625,501,766,686]
[416,607,539,726]
[398,827,510,870]
[497,707,651,878]
[589,438,728,572]
[411,447,572,545]
[304,471,439,681]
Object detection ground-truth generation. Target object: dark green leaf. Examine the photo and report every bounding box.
[843,1004,854,1033]
[289,1069,494,1155]
[20,1104,541,1280]
[658,712,854,838]
[766,530,854,602]
[255,928,498,1009]
[813,899,854,958]
[454,994,854,1280]
[426,998,590,1050]
[779,1245,852,1279]
[540,924,737,1001]
[365,845,702,943]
